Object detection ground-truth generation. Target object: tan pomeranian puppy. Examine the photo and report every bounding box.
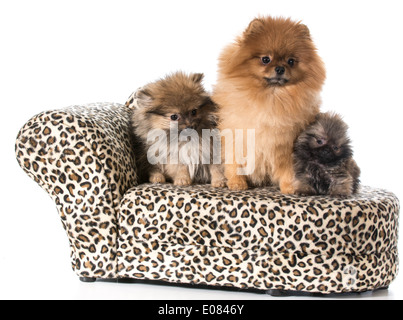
[213,16,326,193]
[127,71,226,187]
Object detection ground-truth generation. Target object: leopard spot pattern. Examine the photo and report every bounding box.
[117,184,399,293]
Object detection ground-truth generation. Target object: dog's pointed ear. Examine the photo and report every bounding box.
[297,23,311,39]
[135,86,154,108]
[243,18,265,38]
[126,86,154,110]
[191,73,204,83]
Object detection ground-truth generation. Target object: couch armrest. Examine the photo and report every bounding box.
[15,102,137,278]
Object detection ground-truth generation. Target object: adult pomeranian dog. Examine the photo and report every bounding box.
[213,16,326,193]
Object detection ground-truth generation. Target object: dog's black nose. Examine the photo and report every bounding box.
[275,66,285,75]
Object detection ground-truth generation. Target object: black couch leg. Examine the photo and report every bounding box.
[266,289,288,296]
[79,277,97,283]
[266,289,325,297]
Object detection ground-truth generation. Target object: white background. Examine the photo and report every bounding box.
[1,0,402,300]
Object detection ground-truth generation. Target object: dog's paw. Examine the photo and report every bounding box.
[280,181,295,195]
[174,176,192,186]
[149,172,166,184]
[227,177,248,191]
[211,179,227,188]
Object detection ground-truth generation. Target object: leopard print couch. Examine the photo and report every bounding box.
[15,102,400,295]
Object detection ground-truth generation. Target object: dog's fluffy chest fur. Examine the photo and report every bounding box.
[217,87,321,187]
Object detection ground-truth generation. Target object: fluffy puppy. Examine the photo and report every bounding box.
[127,71,226,187]
[213,16,326,193]
[293,112,361,197]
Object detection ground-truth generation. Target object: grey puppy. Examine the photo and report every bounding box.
[293,112,360,197]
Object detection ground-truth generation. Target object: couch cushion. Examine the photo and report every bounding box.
[116,183,399,293]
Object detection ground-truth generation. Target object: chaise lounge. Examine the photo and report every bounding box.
[15,102,400,295]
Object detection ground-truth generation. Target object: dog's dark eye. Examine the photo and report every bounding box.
[261,56,271,65]
[191,109,197,116]
[333,145,340,151]
[170,114,179,121]
[316,139,325,145]
[288,58,295,67]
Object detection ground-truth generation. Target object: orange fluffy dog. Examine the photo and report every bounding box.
[213,16,326,193]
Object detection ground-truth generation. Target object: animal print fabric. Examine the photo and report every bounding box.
[117,184,399,293]
[16,103,399,294]
[15,103,137,278]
